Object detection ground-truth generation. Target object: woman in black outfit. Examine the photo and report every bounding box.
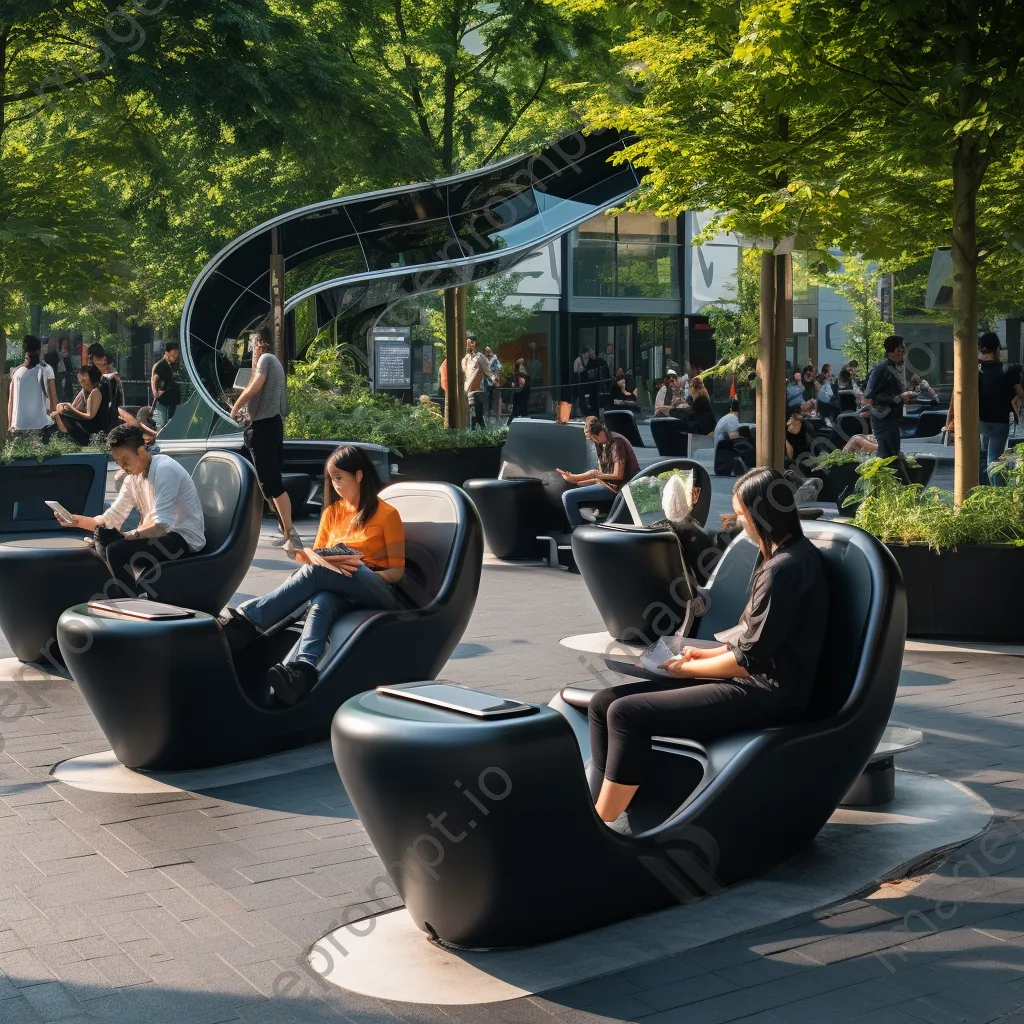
[588,466,829,825]
[684,376,716,435]
[506,370,531,424]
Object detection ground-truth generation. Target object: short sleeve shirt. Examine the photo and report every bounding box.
[978,361,1022,423]
[152,357,180,407]
[714,413,740,446]
[10,363,54,430]
[248,352,287,421]
[314,498,405,571]
[598,432,640,491]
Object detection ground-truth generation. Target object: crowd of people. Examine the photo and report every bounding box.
[6,334,180,444]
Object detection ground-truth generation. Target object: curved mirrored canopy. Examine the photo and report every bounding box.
[180,129,643,425]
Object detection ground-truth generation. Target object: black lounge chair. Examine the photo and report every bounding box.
[603,409,644,448]
[650,416,691,456]
[572,459,715,641]
[332,522,904,949]
[910,409,949,439]
[713,425,756,477]
[0,451,263,665]
[463,420,596,561]
[56,481,483,770]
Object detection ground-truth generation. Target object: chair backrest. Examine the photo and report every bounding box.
[913,410,948,438]
[698,525,884,723]
[606,457,713,528]
[191,451,250,555]
[378,482,464,609]
[828,411,867,450]
[650,417,690,456]
[803,524,876,719]
[499,420,594,479]
[838,391,858,412]
[604,409,644,447]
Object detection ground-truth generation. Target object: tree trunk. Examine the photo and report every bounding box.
[756,251,778,468]
[951,136,981,504]
[0,317,7,448]
[444,287,467,429]
[773,253,791,469]
[269,227,287,368]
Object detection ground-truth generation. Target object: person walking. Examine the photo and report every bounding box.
[231,328,299,551]
[864,335,916,460]
[977,332,1024,485]
[55,337,76,402]
[151,341,182,429]
[7,336,58,438]
[461,334,493,431]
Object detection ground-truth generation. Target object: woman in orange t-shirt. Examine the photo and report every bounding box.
[226,445,405,705]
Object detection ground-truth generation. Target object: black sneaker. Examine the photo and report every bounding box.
[218,610,260,653]
[267,661,318,706]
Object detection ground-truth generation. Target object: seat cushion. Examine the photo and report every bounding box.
[561,686,601,710]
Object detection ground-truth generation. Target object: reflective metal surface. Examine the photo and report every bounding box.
[180,130,642,424]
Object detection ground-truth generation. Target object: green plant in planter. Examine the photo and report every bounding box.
[1,432,109,466]
[285,338,507,454]
[987,442,1024,488]
[847,456,1024,550]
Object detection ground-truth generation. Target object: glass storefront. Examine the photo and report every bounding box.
[572,213,680,300]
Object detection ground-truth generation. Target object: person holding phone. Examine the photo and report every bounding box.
[557,416,639,528]
[586,467,828,830]
[56,425,206,595]
[222,445,405,705]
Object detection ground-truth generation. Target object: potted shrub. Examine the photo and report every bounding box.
[285,341,507,485]
[0,434,109,533]
[831,453,1024,641]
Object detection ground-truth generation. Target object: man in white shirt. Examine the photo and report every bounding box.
[60,425,206,596]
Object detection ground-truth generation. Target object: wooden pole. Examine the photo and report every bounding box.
[269,227,287,368]
[444,286,468,429]
[756,251,775,468]
[952,138,980,503]
[773,253,791,470]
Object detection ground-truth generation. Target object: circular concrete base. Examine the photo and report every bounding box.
[51,743,335,795]
[0,658,69,684]
[906,639,1024,658]
[309,770,991,1005]
[559,631,642,657]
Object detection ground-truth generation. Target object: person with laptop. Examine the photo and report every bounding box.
[56,425,206,595]
[221,445,405,706]
[557,416,640,528]
[586,466,829,831]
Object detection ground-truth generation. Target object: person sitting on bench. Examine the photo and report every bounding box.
[557,416,639,528]
[53,365,108,445]
[222,445,406,706]
[57,424,206,596]
[587,466,828,830]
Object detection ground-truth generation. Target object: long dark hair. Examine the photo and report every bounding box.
[733,466,803,558]
[22,335,41,368]
[323,445,381,527]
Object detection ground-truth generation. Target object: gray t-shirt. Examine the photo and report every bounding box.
[247,352,287,421]
[714,413,741,446]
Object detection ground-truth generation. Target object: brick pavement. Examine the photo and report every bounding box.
[0,515,1020,1021]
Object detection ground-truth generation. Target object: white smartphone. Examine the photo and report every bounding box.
[45,500,74,526]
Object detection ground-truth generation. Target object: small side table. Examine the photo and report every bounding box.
[841,725,924,807]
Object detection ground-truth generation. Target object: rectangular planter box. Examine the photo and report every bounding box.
[0,453,108,533]
[886,542,1021,641]
[392,446,503,486]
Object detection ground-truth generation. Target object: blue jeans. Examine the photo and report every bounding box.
[980,421,1011,485]
[237,563,398,667]
[562,483,616,528]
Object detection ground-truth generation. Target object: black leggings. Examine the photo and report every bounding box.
[588,678,782,786]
